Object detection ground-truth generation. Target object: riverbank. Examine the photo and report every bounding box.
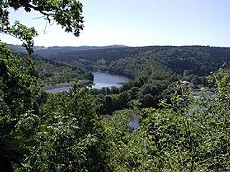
[44,72,131,93]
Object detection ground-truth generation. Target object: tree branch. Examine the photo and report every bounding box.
[26,3,55,23]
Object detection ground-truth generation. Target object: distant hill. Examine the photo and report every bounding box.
[8,44,127,57]
[7,44,30,53]
[8,44,230,77]
[35,45,230,76]
[8,43,230,107]
[98,45,230,77]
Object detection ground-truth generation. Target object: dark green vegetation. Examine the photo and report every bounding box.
[1,42,230,171]
[10,44,230,113]
[1,0,230,171]
[29,45,230,113]
[1,0,83,53]
[34,58,93,88]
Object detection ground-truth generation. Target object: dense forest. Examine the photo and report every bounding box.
[10,44,230,75]
[2,42,230,171]
[1,0,230,171]
[10,44,230,112]
[34,58,93,88]
[6,42,230,172]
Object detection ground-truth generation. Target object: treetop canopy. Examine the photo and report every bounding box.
[0,0,84,53]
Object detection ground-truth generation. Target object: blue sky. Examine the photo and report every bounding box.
[1,0,230,47]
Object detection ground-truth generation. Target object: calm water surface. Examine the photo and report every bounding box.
[46,72,131,93]
[92,72,131,89]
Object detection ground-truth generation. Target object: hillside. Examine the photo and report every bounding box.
[3,42,230,172]
[9,44,230,76]
[23,45,230,77]
[8,44,127,59]
[9,45,230,109]
[34,58,93,87]
[101,46,230,76]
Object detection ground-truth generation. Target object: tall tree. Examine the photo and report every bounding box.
[0,0,85,170]
[0,42,42,171]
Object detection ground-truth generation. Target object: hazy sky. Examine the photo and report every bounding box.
[1,0,230,47]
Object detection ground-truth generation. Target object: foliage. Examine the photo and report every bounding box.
[29,45,230,78]
[0,42,41,132]
[15,87,108,171]
[1,0,84,53]
[102,109,142,171]
[100,69,229,171]
[0,42,42,171]
[0,44,108,171]
[1,38,230,172]
[9,44,230,113]
[34,58,92,87]
[1,0,230,171]
[31,45,230,112]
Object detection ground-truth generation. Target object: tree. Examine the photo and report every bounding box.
[0,0,84,53]
[16,88,108,171]
[134,69,230,171]
[102,69,229,171]
[0,0,85,170]
[0,42,43,171]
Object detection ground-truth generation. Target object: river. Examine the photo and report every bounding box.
[92,72,131,89]
[46,72,131,93]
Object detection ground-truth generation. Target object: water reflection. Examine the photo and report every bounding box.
[92,72,131,89]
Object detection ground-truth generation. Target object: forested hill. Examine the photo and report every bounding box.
[42,45,230,76]
[8,44,128,58]
[9,44,230,77]
[2,0,230,169]
[103,46,230,77]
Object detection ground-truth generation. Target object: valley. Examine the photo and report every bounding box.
[1,1,230,171]
[3,43,230,171]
